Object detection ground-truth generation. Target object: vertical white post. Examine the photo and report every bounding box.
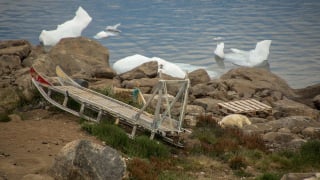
[97,110,102,122]
[63,96,68,106]
[131,125,137,138]
[80,103,85,114]
[115,117,119,125]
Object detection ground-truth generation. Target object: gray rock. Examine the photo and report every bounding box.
[287,138,307,150]
[0,55,21,74]
[266,116,320,133]
[192,97,223,113]
[122,78,158,93]
[249,117,269,124]
[263,132,299,144]
[49,139,126,180]
[22,174,54,180]
[301,127,320,138]
[188,69,210,86]
[119,61,158,80]
[186,105,205,116]
[0,87,21,112]
[278,128,291,133]
[243,123,274,134]
[0,39,32,61]
[190,83,216,98]
[281,172,320,180]
[93,66,116,79]
[34,37,111,79]
[313,95,320,110]
[273,99,320,120]
[220,67,296,98]
[184,115,198,127]
[262,132,304,151]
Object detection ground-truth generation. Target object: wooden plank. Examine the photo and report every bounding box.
[249,99,272,109]
[33,71,187,147]
[229,101,255,112]
[239,100,260,109]
[218,102,242,113]
[51,84,181,132]
[218,99,272,115]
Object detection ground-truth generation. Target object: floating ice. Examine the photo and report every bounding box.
[214,42,224,59]
[105,23,121,33]
[214,40,272,67]
[113,54,186,78]
[39,6,92,46]
[94,31,118,39]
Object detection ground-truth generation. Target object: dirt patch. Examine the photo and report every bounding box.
[0,109,243,180]
[0,109,101,180]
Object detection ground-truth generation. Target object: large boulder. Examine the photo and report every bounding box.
[122,78,159,93]
[190,82,217,98]
[119,61,158,80]
[0,40,34,113]
[262,131,305,151]
[313,95,320,110]
[243,116,320,151]
[0,39,32,62]
[273,99,319,120]
[192,97,224,113]
[188,69,210,86]
[267,116,320,133]
[0,87,21,112]
[49,139,126,180]
[293,83,320,108]
[33,37,115,79]
[183,105,206,127]
[220,67,296,98]
[281,173,320,180]
[0,39,32,77]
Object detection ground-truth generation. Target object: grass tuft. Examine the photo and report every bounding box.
[229,156,247,170]
[0,112,10,122]
[81,120,169,159]
[191,114,267,160]
[255,172,281,180]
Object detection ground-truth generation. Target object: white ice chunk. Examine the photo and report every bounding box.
[113,54,187,78]
[215,40,272,67]
[39,6,92,46]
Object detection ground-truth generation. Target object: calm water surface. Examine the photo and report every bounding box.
[1,0,319,88]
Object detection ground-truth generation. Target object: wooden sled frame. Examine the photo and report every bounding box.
[31,66,190,147]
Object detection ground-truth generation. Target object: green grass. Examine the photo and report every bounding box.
[94,87,143,109]
[191,114,267,160]
[128,135,170,158]
[158,171,193,180]
[81,120,169,159]
[256,140,320,172]
[189,114,320,177]
[255,173,282,180]
[77,102,320,179]
[127,157,195,180]
[298,139,320,165]
[0,112,10,122]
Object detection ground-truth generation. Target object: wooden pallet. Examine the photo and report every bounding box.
[217,99,272,115]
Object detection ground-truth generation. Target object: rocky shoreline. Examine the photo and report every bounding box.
[1,37,319,179]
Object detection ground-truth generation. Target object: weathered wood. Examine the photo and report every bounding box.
[31,66,191,147]
[218,99,272,115]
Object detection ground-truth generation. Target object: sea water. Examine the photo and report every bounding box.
[1,0,319,88]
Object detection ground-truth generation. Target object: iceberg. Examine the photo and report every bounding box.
[214,40,272,67]
[93,30,118,39]
[113,54,186,78]
[105,23,121,33]
[39,6,92,46]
